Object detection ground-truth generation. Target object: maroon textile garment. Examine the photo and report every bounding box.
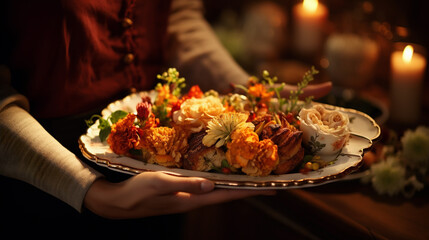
[5,0,171,118]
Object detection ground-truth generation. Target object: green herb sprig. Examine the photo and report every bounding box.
[153,68,187,126]
[233,67,319,114]
[85,110,128,142]
[156,68,186,97]
[152,100,170,126]
[285,66,319,113]
[260,70,286,113]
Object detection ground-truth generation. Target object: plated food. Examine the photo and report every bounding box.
[80,68,380,187]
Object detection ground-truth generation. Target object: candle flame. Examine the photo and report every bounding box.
[402,45,414,63]
[303,0,318,12]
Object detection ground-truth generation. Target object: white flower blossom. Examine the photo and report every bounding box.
[370,156,406,196]
[401,125,429,170]
[173,96,225,133]
[202,112,254,148]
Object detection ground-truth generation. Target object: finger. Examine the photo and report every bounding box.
[171,189,276,212]
[281,81,332,100]
[150,172,215,195]
[194,189,276,204]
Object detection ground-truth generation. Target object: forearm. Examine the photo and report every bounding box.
[166,0,249,92]
[0,104,103,212]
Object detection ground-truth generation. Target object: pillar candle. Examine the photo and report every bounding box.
[293,0,328,56]
[390,44,427,124]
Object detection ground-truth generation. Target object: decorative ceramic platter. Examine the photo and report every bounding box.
[79,91,381,189]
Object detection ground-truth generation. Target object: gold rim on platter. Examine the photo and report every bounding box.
[79,91,381,189]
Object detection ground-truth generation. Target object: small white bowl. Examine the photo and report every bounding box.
[299,105,350,157]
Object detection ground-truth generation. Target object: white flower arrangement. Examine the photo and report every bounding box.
[365,156,406,196]
[202,112,255,148]
[401,126,429,171]
[363,125,429,198]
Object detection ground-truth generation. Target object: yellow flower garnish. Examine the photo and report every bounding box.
[202,112,254,148]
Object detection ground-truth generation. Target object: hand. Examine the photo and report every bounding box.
[84,171,275,219]
[231,81,332,100]
[280,81,332,100]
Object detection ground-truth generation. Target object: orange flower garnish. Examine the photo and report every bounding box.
[107,114,142,155]
[185,85,204,99]
[155,84,178,107]
[226,127,278,176]
[138,126,188,168]
[141,113,160,130]
[170,98,184,115]
[247,83,274,105]
[223,101,236,113]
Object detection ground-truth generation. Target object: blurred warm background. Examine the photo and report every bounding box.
[203,0,429,129]
[182,1,429,239]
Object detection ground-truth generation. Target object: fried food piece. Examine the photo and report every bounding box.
[258,117,304,174]
[251,114,273,128]
[274,147,304,174]
[184,131,224,171]
[272,128,303,160]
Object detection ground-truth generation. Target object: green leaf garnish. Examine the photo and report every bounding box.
[221,159,231,168]
[99,126,111,142]
[110,110,128,124]
[85,110,129,142]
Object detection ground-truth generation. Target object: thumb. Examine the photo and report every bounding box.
[155,173,215,194]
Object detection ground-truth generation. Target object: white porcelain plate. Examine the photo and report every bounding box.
[79,92,381,189]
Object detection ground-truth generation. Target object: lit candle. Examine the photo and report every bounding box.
[292,0,328,56]
[390,44,427,124]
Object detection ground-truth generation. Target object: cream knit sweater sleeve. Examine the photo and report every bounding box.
[166,0,249,92]
[0,84,103,212]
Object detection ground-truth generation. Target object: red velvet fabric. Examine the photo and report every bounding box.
[6,0,171,118]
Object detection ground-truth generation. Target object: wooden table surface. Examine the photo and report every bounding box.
[183,179,429,240]
[184,82,429,240]
[276,180,429,240]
